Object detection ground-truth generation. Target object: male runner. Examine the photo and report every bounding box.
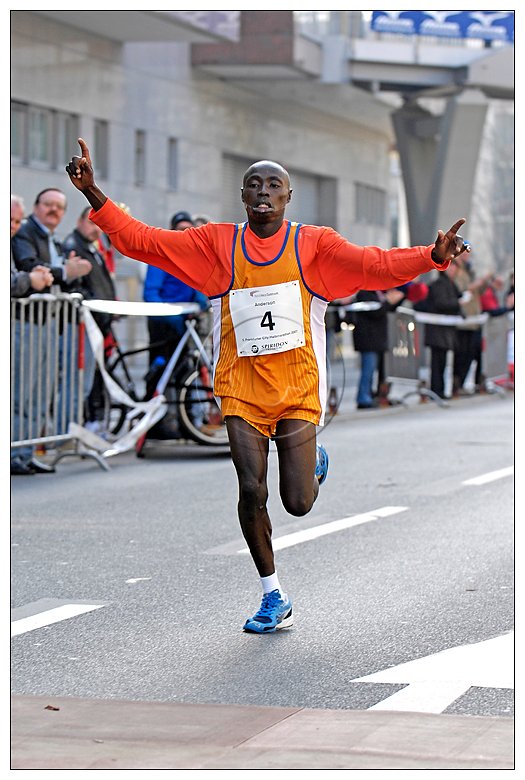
[66,139,470,634]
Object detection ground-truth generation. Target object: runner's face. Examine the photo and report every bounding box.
[241,164,291,225]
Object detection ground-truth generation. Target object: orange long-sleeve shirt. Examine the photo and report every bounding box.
[90,199,448,432]
[89,199,446,301]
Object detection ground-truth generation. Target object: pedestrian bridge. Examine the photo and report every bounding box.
[192,11,513,246]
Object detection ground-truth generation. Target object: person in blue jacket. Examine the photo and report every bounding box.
[143,210,209,379]
[142,211,209,436]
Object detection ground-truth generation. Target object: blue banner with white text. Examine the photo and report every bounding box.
[370,11,514,43]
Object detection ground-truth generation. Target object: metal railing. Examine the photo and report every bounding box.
[384,306,513,405]
[10,292,107,470]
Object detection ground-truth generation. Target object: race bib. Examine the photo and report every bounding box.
[229,281,305,357]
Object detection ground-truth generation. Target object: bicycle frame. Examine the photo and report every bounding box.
[154,317,213,397]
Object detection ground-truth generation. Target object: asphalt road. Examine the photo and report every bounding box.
[11,394,514,718]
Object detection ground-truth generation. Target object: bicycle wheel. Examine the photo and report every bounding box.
[98,364,140,438]
[99,388,128,436]
[178,365,229,446]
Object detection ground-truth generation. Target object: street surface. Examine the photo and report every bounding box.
[11,394,514,718]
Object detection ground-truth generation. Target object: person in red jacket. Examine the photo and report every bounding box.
[66,138,470,635]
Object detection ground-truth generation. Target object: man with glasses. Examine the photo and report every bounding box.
[12,188,91,287]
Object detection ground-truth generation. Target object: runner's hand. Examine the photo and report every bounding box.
[65,138,95,192]
[431,219,471,265]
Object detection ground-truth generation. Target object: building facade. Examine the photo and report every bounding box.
[11,9,514,298]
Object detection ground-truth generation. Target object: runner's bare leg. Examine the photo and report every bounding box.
[226,416,274,577]
[227,416,319,578]
[274,418,319,515]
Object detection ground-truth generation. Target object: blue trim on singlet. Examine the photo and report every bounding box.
[240,221,292,266]
[207,223,239,299]
[294,223,330,302]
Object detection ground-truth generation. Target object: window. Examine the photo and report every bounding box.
[94,119,109,179]
[134,129,146,186]
[55,111,80,170]
[28,106,53,168]
[355,182,387,226]
[168,138,179,190]
[11,102,27,164]
[11,101,80,171]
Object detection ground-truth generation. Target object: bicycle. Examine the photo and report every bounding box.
[82,300,229,452]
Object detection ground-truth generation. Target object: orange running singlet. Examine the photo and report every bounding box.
[211,221,329,436]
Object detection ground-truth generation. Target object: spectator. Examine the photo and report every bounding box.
[95,202,131,280]
[10,195,55,475]
[11,187,92,437]
[351,288,405,409]
[423,260,463,399]
[63,207,118,430]
[452,256,492,395]
[397,277,429,306]
[12,187,91,289]
[143,210,209,398]
[506,269,514,310]
[192,213,212,227]
[325,296,352,414]
[480,274,512,318]
[505,270,514,386]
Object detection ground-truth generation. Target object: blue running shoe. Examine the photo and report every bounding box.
[315,443,329,485]
[243,589,293,634]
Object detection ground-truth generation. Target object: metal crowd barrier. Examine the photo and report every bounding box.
[482,311,514,391]
[10,292,107,470]
[384,305,512,406]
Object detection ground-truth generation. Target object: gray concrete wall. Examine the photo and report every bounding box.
[11,11,393,252]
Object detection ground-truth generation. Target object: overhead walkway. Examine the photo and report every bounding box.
[191,11,514,245]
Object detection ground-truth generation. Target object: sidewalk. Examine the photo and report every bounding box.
[11,695,514,769]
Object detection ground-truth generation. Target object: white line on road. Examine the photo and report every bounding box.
[11,604,105,637]
[462,466,514,486]
[356,631,514,714]
[237,506,408,554]
[369,680,470,713]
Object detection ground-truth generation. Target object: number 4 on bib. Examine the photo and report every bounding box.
[260,311,275,331]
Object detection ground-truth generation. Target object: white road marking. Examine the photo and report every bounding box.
[462,466,514,486]
[354,631,514,714]
[11,604,104,637]
[237,506,408,554]
[369,681,471,713]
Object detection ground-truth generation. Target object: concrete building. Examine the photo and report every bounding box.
[11,9,514,300]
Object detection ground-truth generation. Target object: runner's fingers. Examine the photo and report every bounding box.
[447,218,466,237]
[78,137,92,165]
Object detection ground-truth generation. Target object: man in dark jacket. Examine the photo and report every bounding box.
[12,188,93,438]
[12,188,91,287]
[351,288,405,408]
[424,260,463,398]
[63,207,119,429]
[63,206,117,331]
[10,194,55,475]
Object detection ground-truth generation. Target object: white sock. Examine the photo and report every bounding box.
[261,572,283,595]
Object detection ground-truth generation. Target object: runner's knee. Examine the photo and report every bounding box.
[280,487,315,517]
[239,478,269,513]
